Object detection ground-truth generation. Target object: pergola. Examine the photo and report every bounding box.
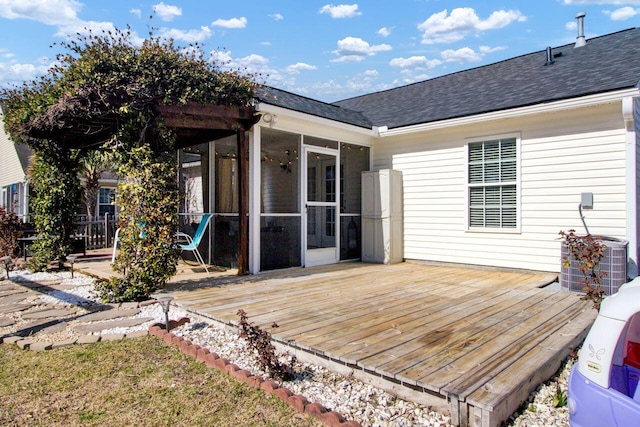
[27,100,260,275]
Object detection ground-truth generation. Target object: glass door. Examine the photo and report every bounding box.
[304,146,339,267]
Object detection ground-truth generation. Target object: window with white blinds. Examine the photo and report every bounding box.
[468,137,518,229]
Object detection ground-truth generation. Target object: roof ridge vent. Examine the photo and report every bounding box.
[575,12,586,48]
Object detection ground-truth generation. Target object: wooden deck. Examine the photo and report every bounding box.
[148,261,596,427]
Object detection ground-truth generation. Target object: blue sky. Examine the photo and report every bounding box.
[0,1,639,102]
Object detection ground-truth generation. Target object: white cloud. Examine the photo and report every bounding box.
[260,41,272,46]
[395,69,431,85]
[332,36,391,62]
[418,8,526,44]
[377,27,391,37]
[269,13,284,21]
[211,50,234,65]
[563,0,640,4]
[0,60,54,87]
[212,17,247,29]
[55,20,113,38]
[442,47,485,63]
[363,69,378,77]
[604,6,639,20]
[479,45,506,54]
[160,26,212,43]
[130,8,142,19]
[566,21,577,30]
[319,4,361,19]
[389,56,442,69]
[0,0,82,26]
[211,49,281,86]
[153,2,181,22]
[285,62,317,74]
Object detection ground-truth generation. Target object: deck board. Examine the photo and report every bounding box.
[78,258,592,427]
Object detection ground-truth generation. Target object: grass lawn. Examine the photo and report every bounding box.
[0,337,323,426]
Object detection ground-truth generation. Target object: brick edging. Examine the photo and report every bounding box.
[149,321,361,427]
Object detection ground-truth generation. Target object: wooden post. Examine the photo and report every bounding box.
[237,129,249,275]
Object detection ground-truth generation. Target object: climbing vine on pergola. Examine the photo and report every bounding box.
[2,27,259,301]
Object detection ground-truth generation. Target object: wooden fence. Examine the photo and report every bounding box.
[76,214,118,250]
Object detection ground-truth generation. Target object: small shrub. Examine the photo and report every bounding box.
[560,229,607,310]
[0,205,22,260]
[552,381,568,408]
[237,309,294,381]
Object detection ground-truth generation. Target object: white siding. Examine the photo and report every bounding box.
[373,102,627,272]
[0,112,27,187]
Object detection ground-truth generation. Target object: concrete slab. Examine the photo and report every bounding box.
[0,303,34,314]
[0,318,16,327]
[119,302,139,310]
[30,342,53,351]
[36,321,68,335]
[2,336,22,344]
[0,289,28,298]
[22,308,76,320]
[0,293,32,305]
[79,308,140,322]
[16,339,34,350]
[76,335,101,344]
[125,330,148,339]
[101,333,124,341]
[73,317,155,334]
[52,338,78,349]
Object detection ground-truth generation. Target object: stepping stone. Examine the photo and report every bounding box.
[36,321,67,335]
[16,339,34,350]
[0,293,32,305]
[79,308,140,322]
[0,289,28,298]
[119,302,139,310]
[2,336,22,344]
[22,308,76,320]
[30,342,53,352]
[77,335,100,344]
[17,319,63,336]
[101,333,125,341]
[0,303,35,314]
[52,338,78,349]
[125,330,148,339]
[73,317,155,334]
[0,318,16,327]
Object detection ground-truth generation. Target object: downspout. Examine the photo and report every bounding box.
[623,95,639,278]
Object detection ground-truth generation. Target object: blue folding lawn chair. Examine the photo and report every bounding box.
[177,213,213,273]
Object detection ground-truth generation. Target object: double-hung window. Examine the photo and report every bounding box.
[98,187,116,218]
[467,136,518,230]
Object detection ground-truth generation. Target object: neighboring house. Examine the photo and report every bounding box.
[0,106,31,221]
[0,105,119,223]
[206,26,638,275]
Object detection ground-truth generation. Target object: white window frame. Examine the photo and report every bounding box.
[465,132,521,233]
[97,187,117,218]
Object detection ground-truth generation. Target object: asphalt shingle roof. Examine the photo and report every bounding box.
[255,86,372,128]
[333,28,640,129]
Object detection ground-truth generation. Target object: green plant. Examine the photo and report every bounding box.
[560,229,608,310]
[552,381,568,408]
[237,309,294,381]
[28,149,82,271]
[0,205,22,259]
[97,146,180,302]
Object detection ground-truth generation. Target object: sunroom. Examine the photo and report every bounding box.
[177,123,371,273]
